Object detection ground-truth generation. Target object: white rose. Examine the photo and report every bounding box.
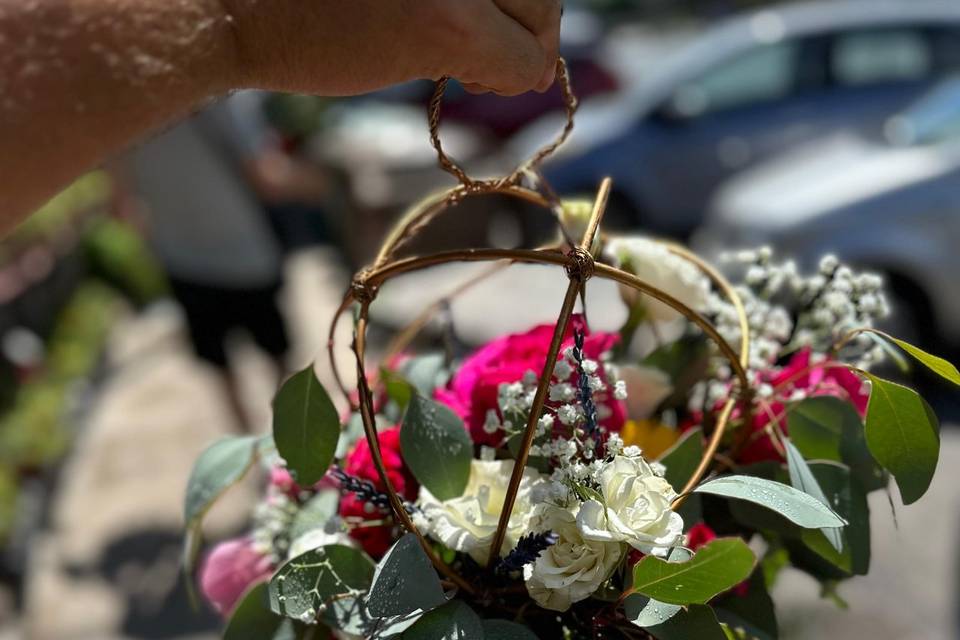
[523,503,623,612]
[619,364,673,420]
[605,236,711,323]
[577,454,683,555]
[419,459,544,564]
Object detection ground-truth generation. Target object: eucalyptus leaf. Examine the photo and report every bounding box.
[182,435,259,596]
[367,533,446,618]
[693,475,847,529]
[800,462,871,577]
[784,439,843,552]
[646,604,728,640]
[321,595,423,638]
[632,538,756,605]
[400,395,472,501]
[862,373,940,505]
[787,397,885,492]
[481,619,539,639]
[401,600,483,640]
[225,583,316,640]
[658,427,703,494]
[624,594,683,628]
[272,366,340,485]
[887,335,960,385]
[400,353,451,397]
[288,490,340,543]
[269,545,374,621]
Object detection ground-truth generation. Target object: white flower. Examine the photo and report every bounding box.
[523,503,623,612]
[418,460,544,564]
[605,236,711,322]
[618,365,672,419]
[577,454,683,555]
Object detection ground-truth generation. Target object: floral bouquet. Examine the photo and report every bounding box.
[182,66,957,639]
[183,222,956,638]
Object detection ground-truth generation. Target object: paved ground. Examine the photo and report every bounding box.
[5,248,960,638]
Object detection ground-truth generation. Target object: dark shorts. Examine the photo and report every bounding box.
[168,277,290,368]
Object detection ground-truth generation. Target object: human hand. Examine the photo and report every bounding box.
[222,0,562,97]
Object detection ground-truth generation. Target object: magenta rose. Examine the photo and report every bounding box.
[435,315,626,446]
[740,347,869,464]
[198,537,274,617]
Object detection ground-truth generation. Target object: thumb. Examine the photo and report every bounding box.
[448,2,547,96]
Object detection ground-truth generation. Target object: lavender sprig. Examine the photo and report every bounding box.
[572,329,599,437]
[330,466,418,514]
[496,531,559,574]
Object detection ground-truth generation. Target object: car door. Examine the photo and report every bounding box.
[639,36,828,233]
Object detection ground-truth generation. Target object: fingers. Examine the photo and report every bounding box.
[430,0,561,96]
[493,0,562,92]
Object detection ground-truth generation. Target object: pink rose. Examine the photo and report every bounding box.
[740,348,869,464]
[198,537,273,617]
[338,426,416,558]
[435,315,626,446]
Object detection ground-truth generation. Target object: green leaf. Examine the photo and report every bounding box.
[714,571,778,640]
[788,397,885,492]
[862,374,940,504]
[367,533,446,618]
[761,547,790,589]
[269,545,374,621]
[888,336,960,385]
[400,395,472,501]
[632,538,756,606]
[800,462,871,576]
[482,619,539,639]
[321,595,423,638]
[288,490,340,542]
[658,427,703,494]
[401,600,483,639]
[646,604,728,640]
[225,583,320,640]
[693,475,847,529]
[624,594,682,628]
[182,435,259,595]
[784,439,843,552]
[399,353,451,397]
[272,366,341,486]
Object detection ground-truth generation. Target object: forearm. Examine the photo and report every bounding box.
[1,0,560,235]
[0,0,237,233]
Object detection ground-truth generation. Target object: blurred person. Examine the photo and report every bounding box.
[127,92,293,432]
[0,0,562,230]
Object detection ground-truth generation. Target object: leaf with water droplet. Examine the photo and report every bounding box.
[657,427,703,494]
[400,394,472,501]
[268,545,374,621]
[694,475,847,529]
[624,594,682,628]
[784,438,844,552]
[367,533,446,617]
[632,538,755,606]
[400,600,483,639]
[224,582,311,640]
[644,604,728,640]
[272,366,340,486]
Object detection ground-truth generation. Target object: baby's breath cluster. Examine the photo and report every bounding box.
[250,483,299,564]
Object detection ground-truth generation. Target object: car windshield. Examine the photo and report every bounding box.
[886,76,960,145]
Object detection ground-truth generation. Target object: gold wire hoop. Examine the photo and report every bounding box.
[326,63,753,585]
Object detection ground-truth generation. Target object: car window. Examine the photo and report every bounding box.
[669,41,799,118]
[832,29,931,86]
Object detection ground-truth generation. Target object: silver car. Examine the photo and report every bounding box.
[513,0,960,236]
[698,77,960,347]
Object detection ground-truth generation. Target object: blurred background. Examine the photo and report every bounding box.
[3,0,960,637]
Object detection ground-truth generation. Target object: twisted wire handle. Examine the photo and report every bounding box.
[427,58,578,191]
